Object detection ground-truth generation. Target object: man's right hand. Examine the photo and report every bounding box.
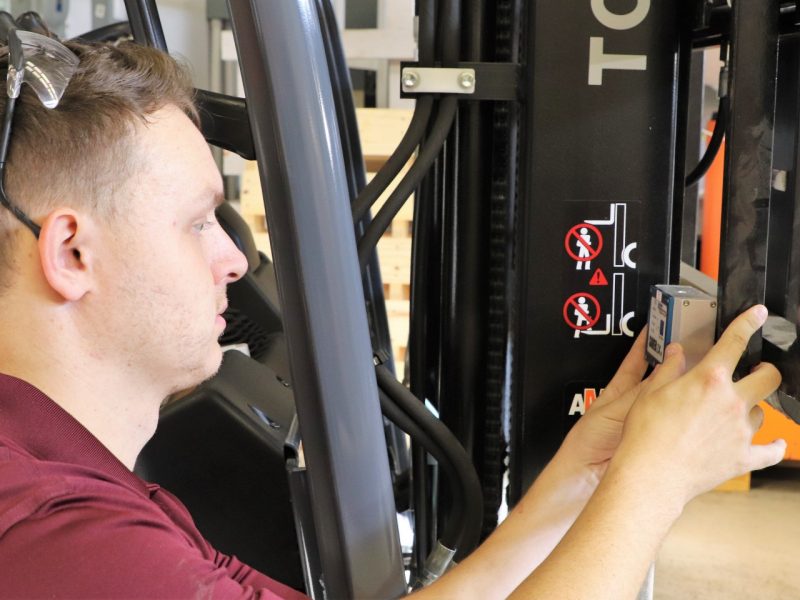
[418,305,787,600]
[612,304,787,506]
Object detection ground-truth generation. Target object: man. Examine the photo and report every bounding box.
[0,40,786,599]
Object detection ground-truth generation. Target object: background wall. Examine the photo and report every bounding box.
[58,0,210,89]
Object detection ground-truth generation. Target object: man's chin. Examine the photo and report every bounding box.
[167,348,224,396]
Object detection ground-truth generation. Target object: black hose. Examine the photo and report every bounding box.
[351,97,435,224]
[686,97,727,187]
[378,388,465,549]
[355,0,460,270]
[351,0,437,224]
[375,365,483,554]
[408,140,438,571]
[357,97,458,271]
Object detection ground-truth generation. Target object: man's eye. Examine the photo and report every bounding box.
[193,220,216,233]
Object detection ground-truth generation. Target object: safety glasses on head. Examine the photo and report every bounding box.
[0,28,78,237]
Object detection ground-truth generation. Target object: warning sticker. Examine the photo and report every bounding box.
[563,292,601,337]
[565,223,603,270]
[589,268,608,286]
[562,202,639,339]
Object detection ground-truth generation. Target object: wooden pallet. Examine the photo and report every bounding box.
[374,178,413,381]
[239,108,416,378]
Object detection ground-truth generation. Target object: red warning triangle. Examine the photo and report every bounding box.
[589,268,609,286]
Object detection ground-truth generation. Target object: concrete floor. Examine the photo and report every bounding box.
[654,468,800,599]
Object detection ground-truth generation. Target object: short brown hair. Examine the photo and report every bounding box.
[0,40,198,286]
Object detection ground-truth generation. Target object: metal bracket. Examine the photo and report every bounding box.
[400,62,521,101]
[401,66,476,94]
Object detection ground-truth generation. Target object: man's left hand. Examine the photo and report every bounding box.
[555,329,679,485]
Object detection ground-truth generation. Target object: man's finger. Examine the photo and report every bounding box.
[748,439,787,472]
[700,305,768,374]
[594,328,648,408]
[735,362,782,409]
[642,343,685,391]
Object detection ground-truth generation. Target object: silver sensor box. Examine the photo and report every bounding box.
[646,285,717,370]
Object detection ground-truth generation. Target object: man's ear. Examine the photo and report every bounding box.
[37,209,96,302]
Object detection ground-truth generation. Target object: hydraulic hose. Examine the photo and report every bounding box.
[685,97,728,187]
[375,365,483,556]
[351,0,437,224]
[687,42,729,188]
[356,0,460,271]
[351,97,435,224]
[377,388,465,547]
[357,97,458,271]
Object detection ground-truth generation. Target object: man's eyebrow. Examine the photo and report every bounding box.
[200,189,225,212]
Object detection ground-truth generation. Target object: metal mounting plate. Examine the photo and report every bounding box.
[401,66,476,94]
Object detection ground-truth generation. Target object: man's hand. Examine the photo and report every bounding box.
[555,328,652,485]
[613,304,787,504]
[503,306,786,600]
[415,306,786,600]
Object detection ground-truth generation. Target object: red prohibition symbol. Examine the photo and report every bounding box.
[563,292,601,331]
[565,223,603,262]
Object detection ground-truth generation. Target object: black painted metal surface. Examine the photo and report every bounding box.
[763,35,800,423]
[195,90,256,160]
[511,0,683,501]
[227,1,406,597]
[717,0,779,377]
[122,0,166,50]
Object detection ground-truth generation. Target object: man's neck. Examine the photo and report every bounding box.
[0,314,163,470]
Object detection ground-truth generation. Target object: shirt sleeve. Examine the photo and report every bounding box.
[0,490,309,599]
[213,549,308,600]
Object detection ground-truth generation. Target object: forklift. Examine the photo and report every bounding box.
[16,0,795,598]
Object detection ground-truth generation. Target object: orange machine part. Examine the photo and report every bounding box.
[753,402,800,459]
[699,120,724,281]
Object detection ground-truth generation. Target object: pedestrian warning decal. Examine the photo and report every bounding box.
[589,268,608,286]
[563,293,600,333]
[562,202,639,339]
[565,223,603,270]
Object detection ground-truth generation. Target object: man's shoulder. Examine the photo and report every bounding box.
[0,436,165,537]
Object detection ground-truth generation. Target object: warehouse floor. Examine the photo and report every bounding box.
[654,467,800,599]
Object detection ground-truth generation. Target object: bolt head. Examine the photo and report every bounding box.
[458,72,475,89]
[402,70,420,89]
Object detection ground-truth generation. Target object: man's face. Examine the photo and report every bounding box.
[86,105,247,394]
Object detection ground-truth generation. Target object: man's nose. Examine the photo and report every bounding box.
[215,231,249,285]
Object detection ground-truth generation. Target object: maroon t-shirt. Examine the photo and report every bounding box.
[0,373,308,599]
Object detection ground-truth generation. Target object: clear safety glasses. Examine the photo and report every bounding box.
[0,28,78,237]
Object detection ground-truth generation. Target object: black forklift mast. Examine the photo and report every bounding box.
[120,0,800,598]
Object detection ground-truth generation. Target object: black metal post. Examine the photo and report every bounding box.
[122,0,167,50]
[717,0,779,375]
[227,1,406,597]
[512,0,682,500]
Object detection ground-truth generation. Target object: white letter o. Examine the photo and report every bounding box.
[591,0,651,30]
